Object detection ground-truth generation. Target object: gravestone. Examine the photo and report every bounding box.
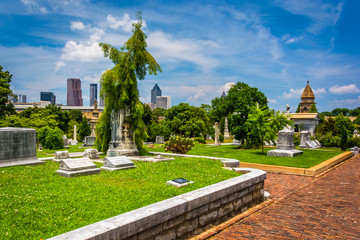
[299,131,311,148]
[311,140,319,148]
[214,122,221,146]
[274,140,278,146]
[224,117,231,140]
[232,139,241,146]
[305,141,318,149]
[0,127,43,167]
[62,135,70,147]
[84,136,96,146]
[268,140,274,146]
[101,156,136,171]
[83,148,99,159]
[156,136,164,144]
[54,151,70,162]
[107,107,139,156]
[267,129,303,157]
[315,139,321,147]
[350,146,359,156]
[264,141,270,146]
[56,158,100,177]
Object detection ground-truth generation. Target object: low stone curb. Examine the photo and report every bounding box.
[150,151,353,177]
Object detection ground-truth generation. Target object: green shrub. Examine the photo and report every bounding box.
[194,137,206,144]
[294,133,300,146]
[164,135,195,154]
[44,128,64,150]
[348,136,360,147]
[37,126,51,145]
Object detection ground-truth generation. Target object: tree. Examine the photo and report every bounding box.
[245,106,292,153]
[95,12,161,152]
[309,103,318,113]
[0,65,16,119]
[78,117,91,142]
[335,114,353,151]
[165,103,211,137]
[354,114,360,125]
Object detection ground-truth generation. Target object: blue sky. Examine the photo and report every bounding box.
[0,0,359,112]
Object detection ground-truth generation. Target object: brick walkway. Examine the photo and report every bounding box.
[211,155,360,239]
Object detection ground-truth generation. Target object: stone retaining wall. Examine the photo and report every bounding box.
[49,168,266,240]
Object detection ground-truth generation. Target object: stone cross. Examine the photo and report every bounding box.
[215,122,221,146]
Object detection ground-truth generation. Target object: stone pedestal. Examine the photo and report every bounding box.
[155,136,164,144]
[101,156,136,171]
[0,127,43,167]
[267,129,303,157]
[299,131,311,148]
[84,136,96,146]
[107,108,139,157]
[56,158,100,177]
[214,122,221,146]
[224,117,231,140]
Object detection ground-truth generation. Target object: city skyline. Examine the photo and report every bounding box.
[1,0,360,112]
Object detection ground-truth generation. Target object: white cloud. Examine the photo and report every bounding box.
[313,88,326,95]
[71,21,86,31]
[217,82,235,94]
[148,30,218,71]
[274,0,344,34]
[106,14,145,32]
[333,96,360,108]
[282,34,304,44]
[329,84,360,94]
[59,40,103,62]
[21,0,48,14]
[268,98,277,103]
[281,88,304,99]
[54,61,65,71]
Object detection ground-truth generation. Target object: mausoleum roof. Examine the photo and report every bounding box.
[290,113,319,120]
[301,81,315,99]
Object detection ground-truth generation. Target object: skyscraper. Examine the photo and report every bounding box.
[151,83,162,104]
[155,96,171,110]
[90,83,97,106]
[40,92,56,105]
[67,78,83,106]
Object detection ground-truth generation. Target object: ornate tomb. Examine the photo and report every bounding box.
[107,107,139,156]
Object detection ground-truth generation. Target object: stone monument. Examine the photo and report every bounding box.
[83,148,99,159]
[107,107,139,156]
[267,129,303,157]
[101,156,136,171]
[84,136,96,146]
[298,131,311,148]
[224,117,231,140]
[56,158,101,177]
[0,127,43,167]
[214,122,221,146]
[156,136,164,144]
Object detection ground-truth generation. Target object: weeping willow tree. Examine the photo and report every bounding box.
[95,12,162,152]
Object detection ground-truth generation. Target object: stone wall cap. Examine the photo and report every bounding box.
[0,127,35,131]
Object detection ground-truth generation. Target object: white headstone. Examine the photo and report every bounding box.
[56,157,100,177]
[101,156,136,171]
[214,122,221,146]
[267,129,303,157]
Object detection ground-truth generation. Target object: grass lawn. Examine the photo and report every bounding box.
[0,157,239,239]
[149,144,344,168]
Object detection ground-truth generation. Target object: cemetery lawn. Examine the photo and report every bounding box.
[0,157,239,240]
[150,144,344,168]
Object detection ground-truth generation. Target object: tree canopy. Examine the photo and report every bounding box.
[0,65,16,119]
[96,12,162,152]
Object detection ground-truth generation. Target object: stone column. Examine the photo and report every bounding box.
[215,122,221,146]
[224,117,230,139]
[73,125,77,141]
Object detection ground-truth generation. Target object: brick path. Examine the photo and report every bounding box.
[211,155,360,239]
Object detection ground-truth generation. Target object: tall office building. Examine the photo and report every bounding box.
[155,96,171,110]
[21,95,27,103]
[67,78,83,106]
[40,92,56,105]
[90,83,97,106]
[151,83,162,104]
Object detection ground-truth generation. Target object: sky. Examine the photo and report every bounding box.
[0,0,360,112]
